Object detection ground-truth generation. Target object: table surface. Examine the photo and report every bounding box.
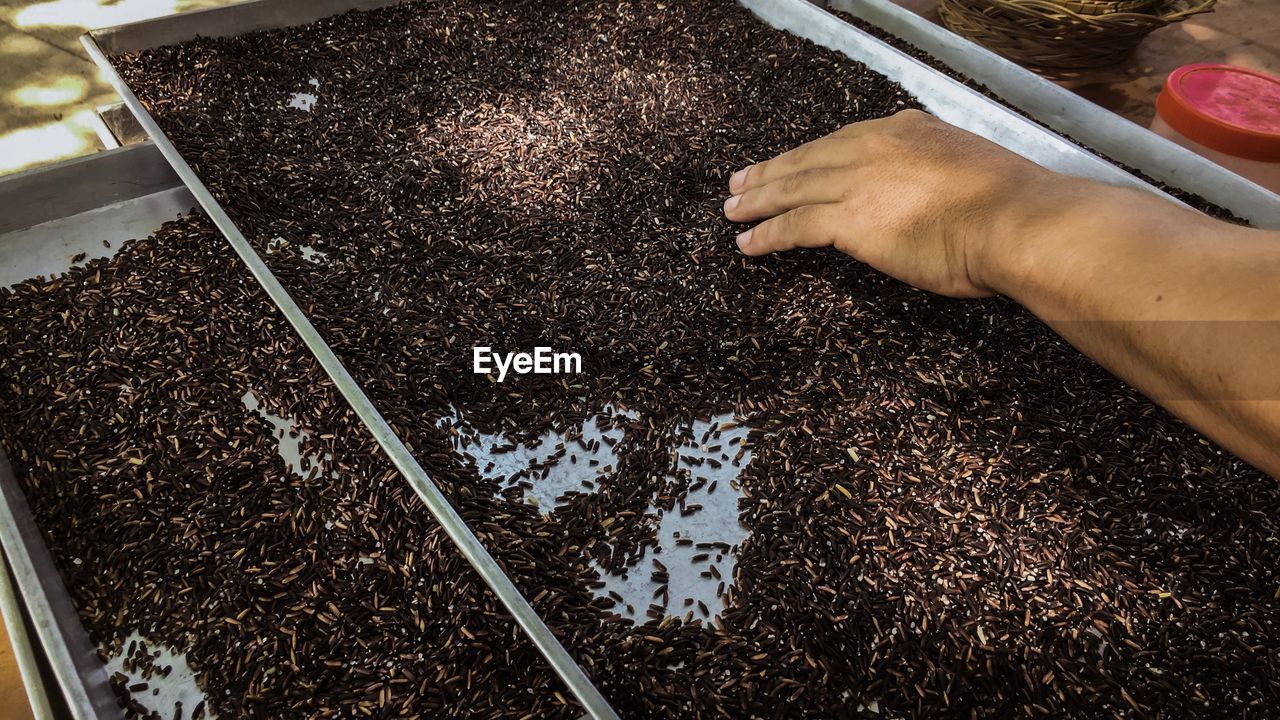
[0,618,33,720]
[896,0,1280,127]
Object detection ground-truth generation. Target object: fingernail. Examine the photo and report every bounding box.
[730,167,748,191]
[735,229,753,252]
[723,195,740,214]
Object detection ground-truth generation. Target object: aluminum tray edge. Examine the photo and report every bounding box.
[0,450,122,720]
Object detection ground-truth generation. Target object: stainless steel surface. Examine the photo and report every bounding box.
[82,21,621,720]
[742,0,1192,207]
[0,144,180,238]
[0,455,120,720]
[90,0,402,54]
[92,104,147,149]
[0,143,190,720]
[86,112,119,150]
[0,177,189,289]
[0,551,55,719]
[825,0,1280,228]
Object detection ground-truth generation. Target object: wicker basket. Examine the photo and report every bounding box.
[938,0,1216,72]
[1055,0,1157,13]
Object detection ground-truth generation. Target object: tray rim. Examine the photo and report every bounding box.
[0,143,178,236]
[89,0,402,55]
[0,450,121,720]
[743,0,1190,203]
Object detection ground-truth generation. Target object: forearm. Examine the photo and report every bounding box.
[983,179,1280,477]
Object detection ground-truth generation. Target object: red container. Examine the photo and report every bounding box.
[1151,63,1280,194]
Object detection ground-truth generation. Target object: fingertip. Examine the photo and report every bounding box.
[722,194,740,217]
[729,166,750,193]
[735,228,754,253]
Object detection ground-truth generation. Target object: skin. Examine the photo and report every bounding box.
[723,109,1280,478]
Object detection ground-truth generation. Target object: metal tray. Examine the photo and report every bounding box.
[83,3,619,717]
[88,103,146,150]
[62,1,1280,712]
[68,0,1280,718]
[2,144,598,719]
[0,155,739,719]
[0,141,193,720]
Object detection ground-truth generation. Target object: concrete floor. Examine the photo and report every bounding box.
[0,0,1277,716]
[0,0,226,175]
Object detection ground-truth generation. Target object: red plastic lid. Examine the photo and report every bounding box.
[1156,63,1280,162]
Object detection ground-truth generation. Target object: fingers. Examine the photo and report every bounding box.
[725,111,937,257]
[728,111,934,195]
[728,119,888,195]
[735,203,841,257]
[728,135,856,194]
[723,167,849,223]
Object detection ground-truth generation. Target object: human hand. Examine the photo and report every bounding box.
[723,109,1064,298]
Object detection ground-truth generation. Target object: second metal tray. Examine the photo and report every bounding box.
[0,142,192,720]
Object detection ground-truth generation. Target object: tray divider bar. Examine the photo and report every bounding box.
[81,33,619,720]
